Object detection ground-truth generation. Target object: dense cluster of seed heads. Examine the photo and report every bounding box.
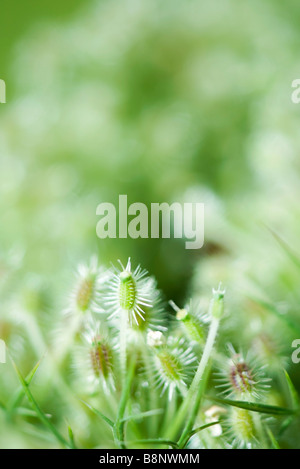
[69,258,271,448]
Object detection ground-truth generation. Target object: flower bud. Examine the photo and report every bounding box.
[209,284,225,319]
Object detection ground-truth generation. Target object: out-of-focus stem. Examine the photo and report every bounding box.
[166,286,225,444]
[120,310,128,384]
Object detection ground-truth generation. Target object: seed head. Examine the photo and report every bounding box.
[105,258,155,326]
[148,336,197,400]
[75,318,115,393]
[215,345,271,400]
[170,300,208,345]
[228,407,258,448]
[68,257,106,315]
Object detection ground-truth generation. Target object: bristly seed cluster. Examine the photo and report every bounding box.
[64,256,273,448]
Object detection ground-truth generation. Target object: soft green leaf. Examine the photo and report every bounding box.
[266,428,280,449]
[181,421,222,448]
[120,409,163,423]
[10,356,70,448]
[7,359,41,414]
[79,400,114,428]
[129,438,178,449]
[68,425,77,449]
[284,369,299,410]
[208,396,295,416]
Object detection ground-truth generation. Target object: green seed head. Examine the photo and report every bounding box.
[230,408,257,446]
[177,312,206,344]
[156,349,183,383]
[217,346,271,400]
[119,271,136,310]
[172,302,206,344]
[230,360,254,395]
[76,275,95,311]
[90,337,113,380]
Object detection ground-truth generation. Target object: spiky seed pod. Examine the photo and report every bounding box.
[105,258,156,326]
[90,337,113,381]
[77,276,95,311]
[215,345,271,400]
[125,287,167,348]
[170,300,208,345]
[119,270,136,310]
[75,318,116,393]
[68,257,106,315]
[230,361,254,395]
[148,334,197,400]
[130,303,167,334]
[228,407,258,448]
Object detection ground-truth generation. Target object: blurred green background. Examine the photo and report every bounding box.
[1,0,300,448]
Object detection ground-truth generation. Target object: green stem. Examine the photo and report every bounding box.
[190,316,220,392]
[161,394,176,436]
[179,420,221,449]
[177,358,212,448]
[120,311,128,384]
[166,314,221,442]
[114,357,136,448]
[141,345,159,435]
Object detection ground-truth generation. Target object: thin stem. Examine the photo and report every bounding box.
[190,316,220,392]
[177,358,212,448]
[166,315,221,442]
[180,420,221,449]
[141,345,159,435]
[120,311,128,384]
[161,393,177,437]
[114,357,136,448]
